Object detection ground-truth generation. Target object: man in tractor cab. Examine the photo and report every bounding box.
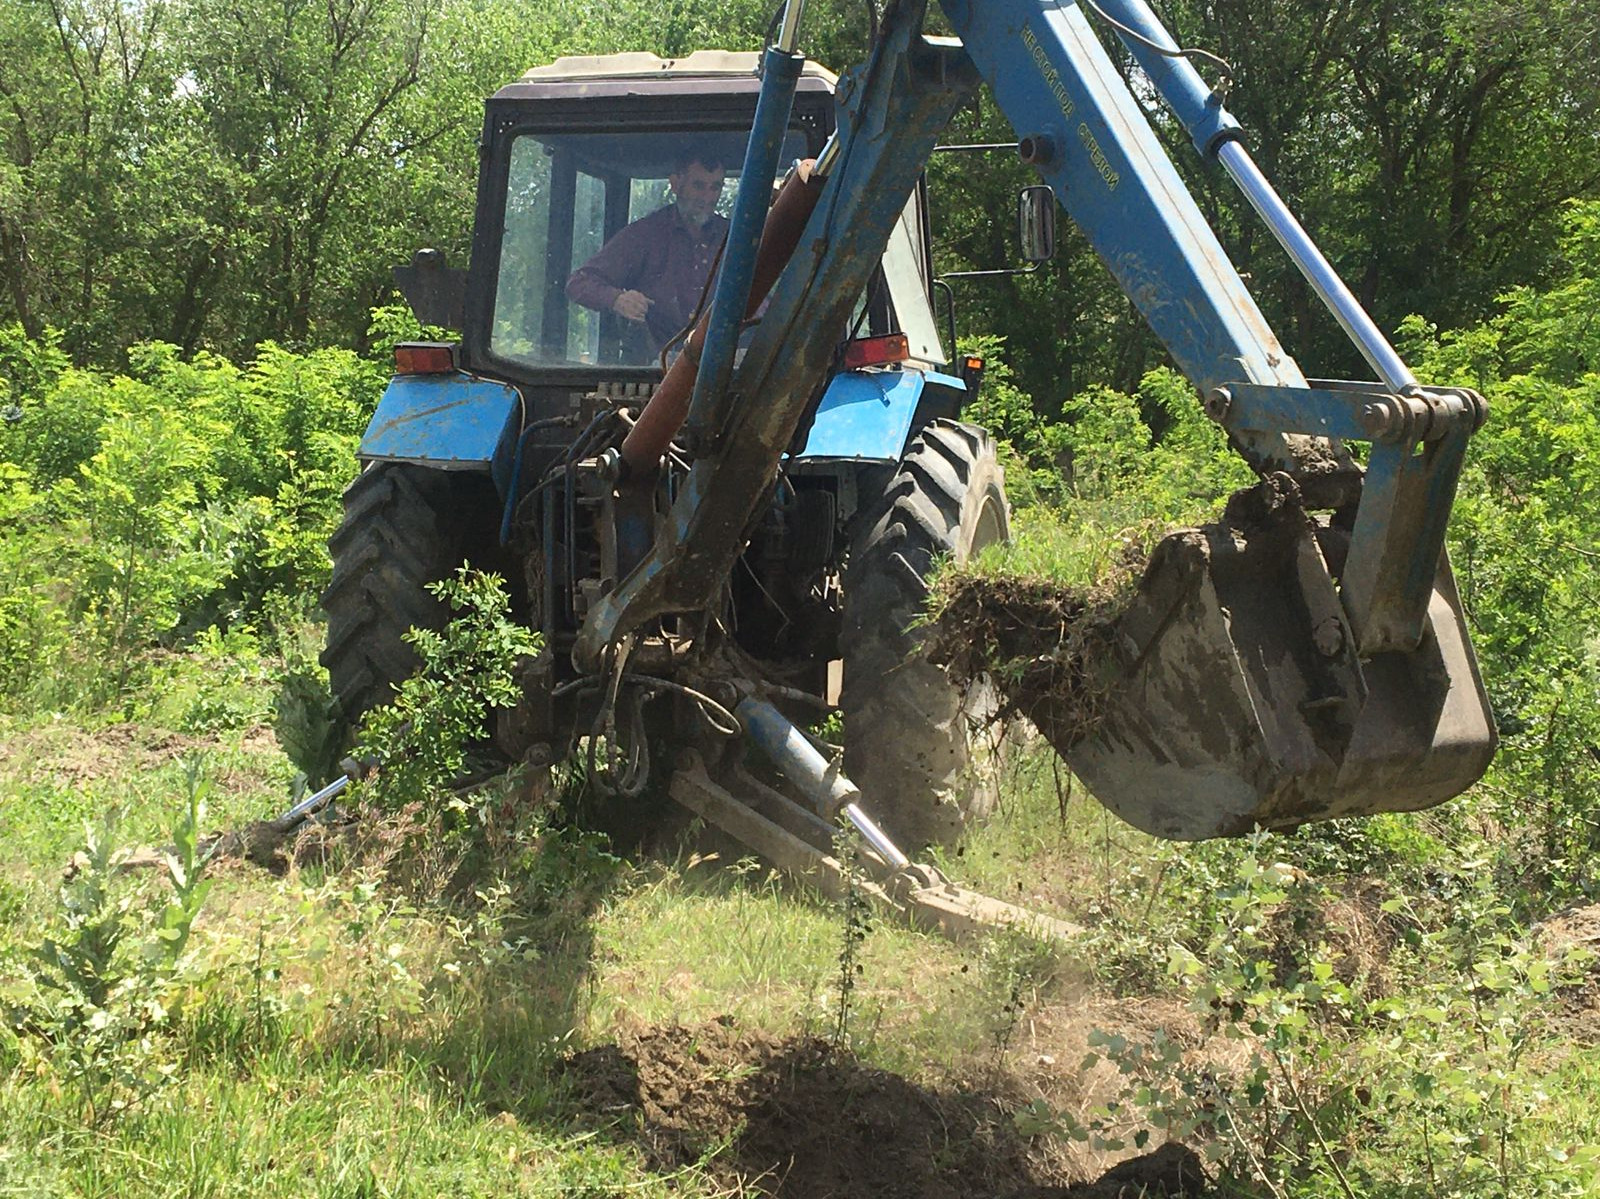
[565,151,729,362]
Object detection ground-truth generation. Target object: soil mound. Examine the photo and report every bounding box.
[562,1016,1207,1197]
[1014,1141,1208,1197]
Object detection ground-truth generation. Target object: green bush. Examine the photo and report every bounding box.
[0,326,384,710]
[356,568,541,817]
[1028,844,1596,1198]
[0,465,70,698]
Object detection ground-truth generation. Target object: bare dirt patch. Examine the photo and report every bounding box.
[1,718,278,790]
[1534,901,1600,1038]
[561,1015,1207,1197]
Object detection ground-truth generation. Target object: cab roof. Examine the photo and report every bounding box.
[519,50,837,83]
[494,50,838,101]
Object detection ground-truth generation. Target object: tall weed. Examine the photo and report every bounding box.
[7,763,214,1124]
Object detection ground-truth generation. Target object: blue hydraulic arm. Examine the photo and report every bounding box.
[579,0,1485,665]
[939,0,1306,404]
[941,0,1488,655]
[683,42,807,443]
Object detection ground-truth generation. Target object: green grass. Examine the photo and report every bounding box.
[580,851,1030,1077]
[2,634,1600,1197]
[0,1045,692,1198]
[0,711,291,867]
[0,695,1075,1193]
[966,504,1174,590]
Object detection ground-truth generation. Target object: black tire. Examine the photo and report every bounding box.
[840,419,1010,851]
[320,463,462,733]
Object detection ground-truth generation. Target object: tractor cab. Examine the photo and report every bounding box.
[440,52,948,396]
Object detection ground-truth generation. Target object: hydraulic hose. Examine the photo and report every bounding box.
[618,158,825,476]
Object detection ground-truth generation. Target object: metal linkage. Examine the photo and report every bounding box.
[1212,381,1486,447]
[274,773,352,827]
[1207,377,1487,653]
[265,754,381,833]
[670,752,1079,947]
[775,0,806,53]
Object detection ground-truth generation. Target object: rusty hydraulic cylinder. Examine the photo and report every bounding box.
[619,160,824,476]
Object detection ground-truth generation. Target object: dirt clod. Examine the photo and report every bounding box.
[1012,1142,1209,1197]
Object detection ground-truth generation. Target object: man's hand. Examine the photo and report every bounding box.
[612,289,652,322]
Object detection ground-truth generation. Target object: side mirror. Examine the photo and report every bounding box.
[1017,185,1057,264]
[393,248,467,330]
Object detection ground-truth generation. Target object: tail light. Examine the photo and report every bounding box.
[394,342,456,374]
[959,354,985,394]
[842,332,910,371]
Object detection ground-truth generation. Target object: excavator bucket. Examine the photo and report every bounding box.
[1052,513,1497,841]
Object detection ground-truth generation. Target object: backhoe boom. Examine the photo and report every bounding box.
[576,0,1495,840]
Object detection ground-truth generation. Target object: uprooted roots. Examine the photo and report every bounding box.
[927,544,1151,752]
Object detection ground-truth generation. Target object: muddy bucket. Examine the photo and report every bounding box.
[1051,516,1497,840]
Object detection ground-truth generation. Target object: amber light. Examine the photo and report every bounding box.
[842,332,910,371]
[394,342,456,374]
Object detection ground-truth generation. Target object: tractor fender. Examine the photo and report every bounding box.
[358,372,520,495]
[793,367,968,462]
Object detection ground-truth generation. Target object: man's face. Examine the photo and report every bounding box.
[670,161,726,232]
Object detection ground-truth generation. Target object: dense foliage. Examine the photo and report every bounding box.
[1400,201,1600,899]
[2,0,1597,391]
[0,315,392,709]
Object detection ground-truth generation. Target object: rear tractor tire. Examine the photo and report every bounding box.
[320,463,467,735]
[840,419,1010,852]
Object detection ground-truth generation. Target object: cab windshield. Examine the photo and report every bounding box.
[491,127,810,370]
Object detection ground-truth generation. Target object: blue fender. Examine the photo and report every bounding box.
[358,373,521,494]
[792,367,968,462]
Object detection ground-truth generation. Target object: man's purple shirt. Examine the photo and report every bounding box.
[566,205,727,352]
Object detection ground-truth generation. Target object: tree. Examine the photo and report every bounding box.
[0,0,185,356]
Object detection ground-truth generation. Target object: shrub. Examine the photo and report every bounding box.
[356,568,540,817]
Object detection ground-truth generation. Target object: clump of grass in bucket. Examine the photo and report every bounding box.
[926,509,1180,749]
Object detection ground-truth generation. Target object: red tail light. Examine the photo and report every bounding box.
[394,342,456,374]
[842,332,910,371]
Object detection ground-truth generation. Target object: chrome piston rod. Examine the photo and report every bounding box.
[1216,139,1416,391]
[275,773,350,827]
[735,697,911,870]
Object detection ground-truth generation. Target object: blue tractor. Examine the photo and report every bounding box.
[323,0,1497,872]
